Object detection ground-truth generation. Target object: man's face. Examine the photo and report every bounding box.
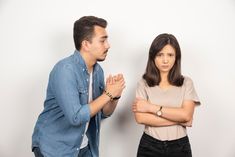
[88,26,110,62]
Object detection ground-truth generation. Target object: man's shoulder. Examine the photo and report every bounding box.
[56,53,76,65]
[51,54,77,73]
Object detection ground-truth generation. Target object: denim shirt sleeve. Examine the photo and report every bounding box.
[99,74,111,119]
[96,68,111,119]
[52,63,90,126]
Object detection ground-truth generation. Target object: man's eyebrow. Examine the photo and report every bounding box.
[101,35,108,39]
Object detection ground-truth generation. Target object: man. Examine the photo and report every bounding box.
[32,16,125,157]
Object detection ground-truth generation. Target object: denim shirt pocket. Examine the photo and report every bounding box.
[99,85,104,93]
[78,88,88,104]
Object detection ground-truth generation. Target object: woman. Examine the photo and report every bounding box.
[132,33,200,157]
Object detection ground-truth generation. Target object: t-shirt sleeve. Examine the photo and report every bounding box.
[184,77,201,105]
[136,79,148,100]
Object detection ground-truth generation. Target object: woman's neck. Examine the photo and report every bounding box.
[160,73,170,87]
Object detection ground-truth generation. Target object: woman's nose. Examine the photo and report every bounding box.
[163,56,168,63]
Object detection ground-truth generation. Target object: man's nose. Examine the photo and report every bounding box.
[106,41,110,49]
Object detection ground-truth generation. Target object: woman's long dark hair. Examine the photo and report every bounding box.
[143,33,184,87]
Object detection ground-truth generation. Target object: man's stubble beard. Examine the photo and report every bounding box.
[97,50,108,62]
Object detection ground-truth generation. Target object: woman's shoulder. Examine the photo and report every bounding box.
[137,78,148,87]
[183,76,194,86]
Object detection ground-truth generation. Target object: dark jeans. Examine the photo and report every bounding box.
[77,145,92,157]
[33,147,44,157]
[137,133,192,157]
[33,145,92,157]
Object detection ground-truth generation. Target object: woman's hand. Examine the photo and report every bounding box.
[180,119,193,127]
[132,98,156,113]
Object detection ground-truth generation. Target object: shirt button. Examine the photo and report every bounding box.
[76,148,79,151]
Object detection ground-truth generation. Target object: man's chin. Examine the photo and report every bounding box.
[97,58,106,62]
[97,55,107,62]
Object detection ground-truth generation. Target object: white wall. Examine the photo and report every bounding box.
[0,0,235,156]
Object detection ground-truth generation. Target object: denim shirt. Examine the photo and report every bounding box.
[32,50,108,157]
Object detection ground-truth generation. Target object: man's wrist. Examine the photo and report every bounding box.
[112,96,121,101]
[103,90,114,101]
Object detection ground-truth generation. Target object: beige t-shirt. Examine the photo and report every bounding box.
[136,76,200,141]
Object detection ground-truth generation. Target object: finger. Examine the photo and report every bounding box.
[132,106,136,112]
[118,74,123,79]
[134,98,138,104]
[111,76,115,84]
[113,76,118,82]
[117,80,125,86]
[132,105,135,110]
[120,82,126,89]
[136,97,144,101]
[108,75,113,84]
[106,75,111,84]
[115,74,123,81]
[122,85,126,89]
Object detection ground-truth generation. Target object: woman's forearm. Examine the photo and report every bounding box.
[149,101,195,123]
[134,112,177,127]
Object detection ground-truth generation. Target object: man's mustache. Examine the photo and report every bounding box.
[104,50,108,54]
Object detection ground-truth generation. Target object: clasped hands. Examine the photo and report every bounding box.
[105,74,125,99]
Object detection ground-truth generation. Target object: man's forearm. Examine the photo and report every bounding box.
[102,100,118,116]
[89,93,111,117]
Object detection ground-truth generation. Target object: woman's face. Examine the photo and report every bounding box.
[154,44,176,74]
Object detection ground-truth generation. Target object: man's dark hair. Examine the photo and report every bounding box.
[73,16,107,50]
[143,33,184,87]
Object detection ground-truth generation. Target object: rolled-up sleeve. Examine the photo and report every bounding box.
[136,79,148,100]
[184,77,201,105]
[52,63,90,126]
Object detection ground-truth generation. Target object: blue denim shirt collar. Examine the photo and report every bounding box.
[74,50,100,76]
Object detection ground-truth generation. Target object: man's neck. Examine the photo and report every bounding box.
[80,51,95,73]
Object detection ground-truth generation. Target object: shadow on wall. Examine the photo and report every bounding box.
[100,49,147,157]
[6,73,47,157]
[100,87,143,157]
[113,89,136,132]
[12,31,73,157]
[112,47,147,135]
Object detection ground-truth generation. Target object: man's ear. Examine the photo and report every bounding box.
[81,40,91,52]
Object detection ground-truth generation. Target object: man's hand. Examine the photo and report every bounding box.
[105,74,125,98]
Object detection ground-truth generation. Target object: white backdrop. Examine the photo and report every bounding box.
[1,0,235,157]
